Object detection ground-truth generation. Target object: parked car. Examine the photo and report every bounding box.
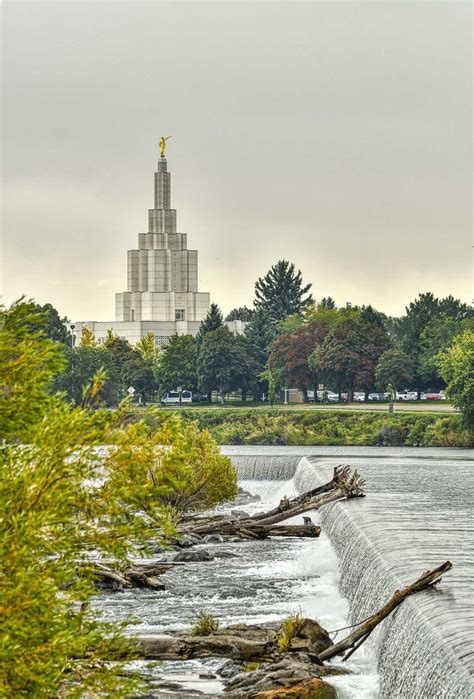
[368,392,385,401]
[423,392,442,401]
[160,390,192,406]
[353,392,365,402]
[309,390,341,402]
[396,391,418,401]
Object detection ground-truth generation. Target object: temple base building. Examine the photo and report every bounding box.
[75,146,243,345]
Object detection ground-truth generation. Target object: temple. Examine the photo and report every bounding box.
[75,148,242,346]
[115,154,210,327]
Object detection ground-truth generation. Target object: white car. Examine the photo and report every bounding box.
[353,392,365,402]
[396,391,418,401]
[160,390,192,406]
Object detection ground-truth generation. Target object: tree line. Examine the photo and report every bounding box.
[28,258,474,426]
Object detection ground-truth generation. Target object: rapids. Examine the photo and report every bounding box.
[93,445,473,697]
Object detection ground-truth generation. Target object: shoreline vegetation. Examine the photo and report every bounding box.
[139,408,473,448]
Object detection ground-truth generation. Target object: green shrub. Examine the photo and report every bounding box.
[277,613,303,651]
[191,612,219,636]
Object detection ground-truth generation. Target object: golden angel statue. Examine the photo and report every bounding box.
[159,135,172,158]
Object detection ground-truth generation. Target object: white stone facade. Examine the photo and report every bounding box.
[115,157,210,325]
[75,153,240,345]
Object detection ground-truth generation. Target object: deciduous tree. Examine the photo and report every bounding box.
[436,330,474,429]
[197,327,241,403]
[375,348,415,394]
[159,334,199,393]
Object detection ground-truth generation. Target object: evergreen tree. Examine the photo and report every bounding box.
[225,306,253,322]
[244,308,278,353]
[196,303,224,344]
[319,297,336,310]
[254,259,313,322]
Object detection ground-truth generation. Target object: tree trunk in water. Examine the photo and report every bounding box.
[318,561,453,662]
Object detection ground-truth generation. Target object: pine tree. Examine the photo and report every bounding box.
[254,260,313,322]
[196,303,224,344]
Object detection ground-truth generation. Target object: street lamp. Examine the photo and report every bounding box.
[70,324,75,349]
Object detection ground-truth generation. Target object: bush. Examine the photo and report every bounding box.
[191,612,219,636]
[376,423,409,446]
[277,613,303,651]
[149,418,237,512]
[139,408,472,447]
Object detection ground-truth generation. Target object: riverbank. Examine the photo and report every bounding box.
[142,409,472,448]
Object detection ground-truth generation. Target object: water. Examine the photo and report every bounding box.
[94,446,473,697]
[93,466,378,697]
[224,446,474,698]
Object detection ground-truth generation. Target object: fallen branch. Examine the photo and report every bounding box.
[318,560,453,662]
[187,467,365,539]
[84,561,176,590]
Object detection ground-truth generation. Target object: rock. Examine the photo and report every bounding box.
[252,678,337,699]
[172,533,203,548]
[212,550,238,559]
[231,510,250,519]
[203,534,225,543]
[289,619,333,656]
[173,549,213,562]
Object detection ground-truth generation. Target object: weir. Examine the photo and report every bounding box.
[226,448,474,699]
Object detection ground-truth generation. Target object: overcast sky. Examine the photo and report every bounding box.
[2,1,472,321]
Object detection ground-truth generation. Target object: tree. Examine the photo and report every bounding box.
[105,335,156,402]
[259,368,276,406]
[232,334,263,402]
[436,331,474,429]
[269,323,326,400]
[398,293,473,391]
[418,316,474,388]
[197,327,241,403]
[254,260,313,322]
[79,326,98,347]
[196,303,224,344]
[32,301,71,345]
[375,349,415,394]
[225,306,253,322]
[52,345,120,407]
[319,296,336,310]
[0,300,237,696]
[309,312,390,399]
[158,335,198,393]
[244,308,278,354]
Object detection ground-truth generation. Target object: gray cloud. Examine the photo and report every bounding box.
[2,1,472,320]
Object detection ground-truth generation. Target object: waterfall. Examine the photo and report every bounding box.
[231,450,473,698]
[228,455,301,481]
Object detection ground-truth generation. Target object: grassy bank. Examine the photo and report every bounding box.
[144,409,472,447]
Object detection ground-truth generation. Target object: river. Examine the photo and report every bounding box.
[93,446,473,697]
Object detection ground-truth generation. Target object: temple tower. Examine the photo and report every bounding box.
[115,154,210,324]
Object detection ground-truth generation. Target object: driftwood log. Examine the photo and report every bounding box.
[133,562,452,662]
[85,561,182,590]
[318,559,453,662]
[185,466,365,540]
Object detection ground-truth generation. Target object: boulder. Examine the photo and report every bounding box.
[173,549,213,562]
